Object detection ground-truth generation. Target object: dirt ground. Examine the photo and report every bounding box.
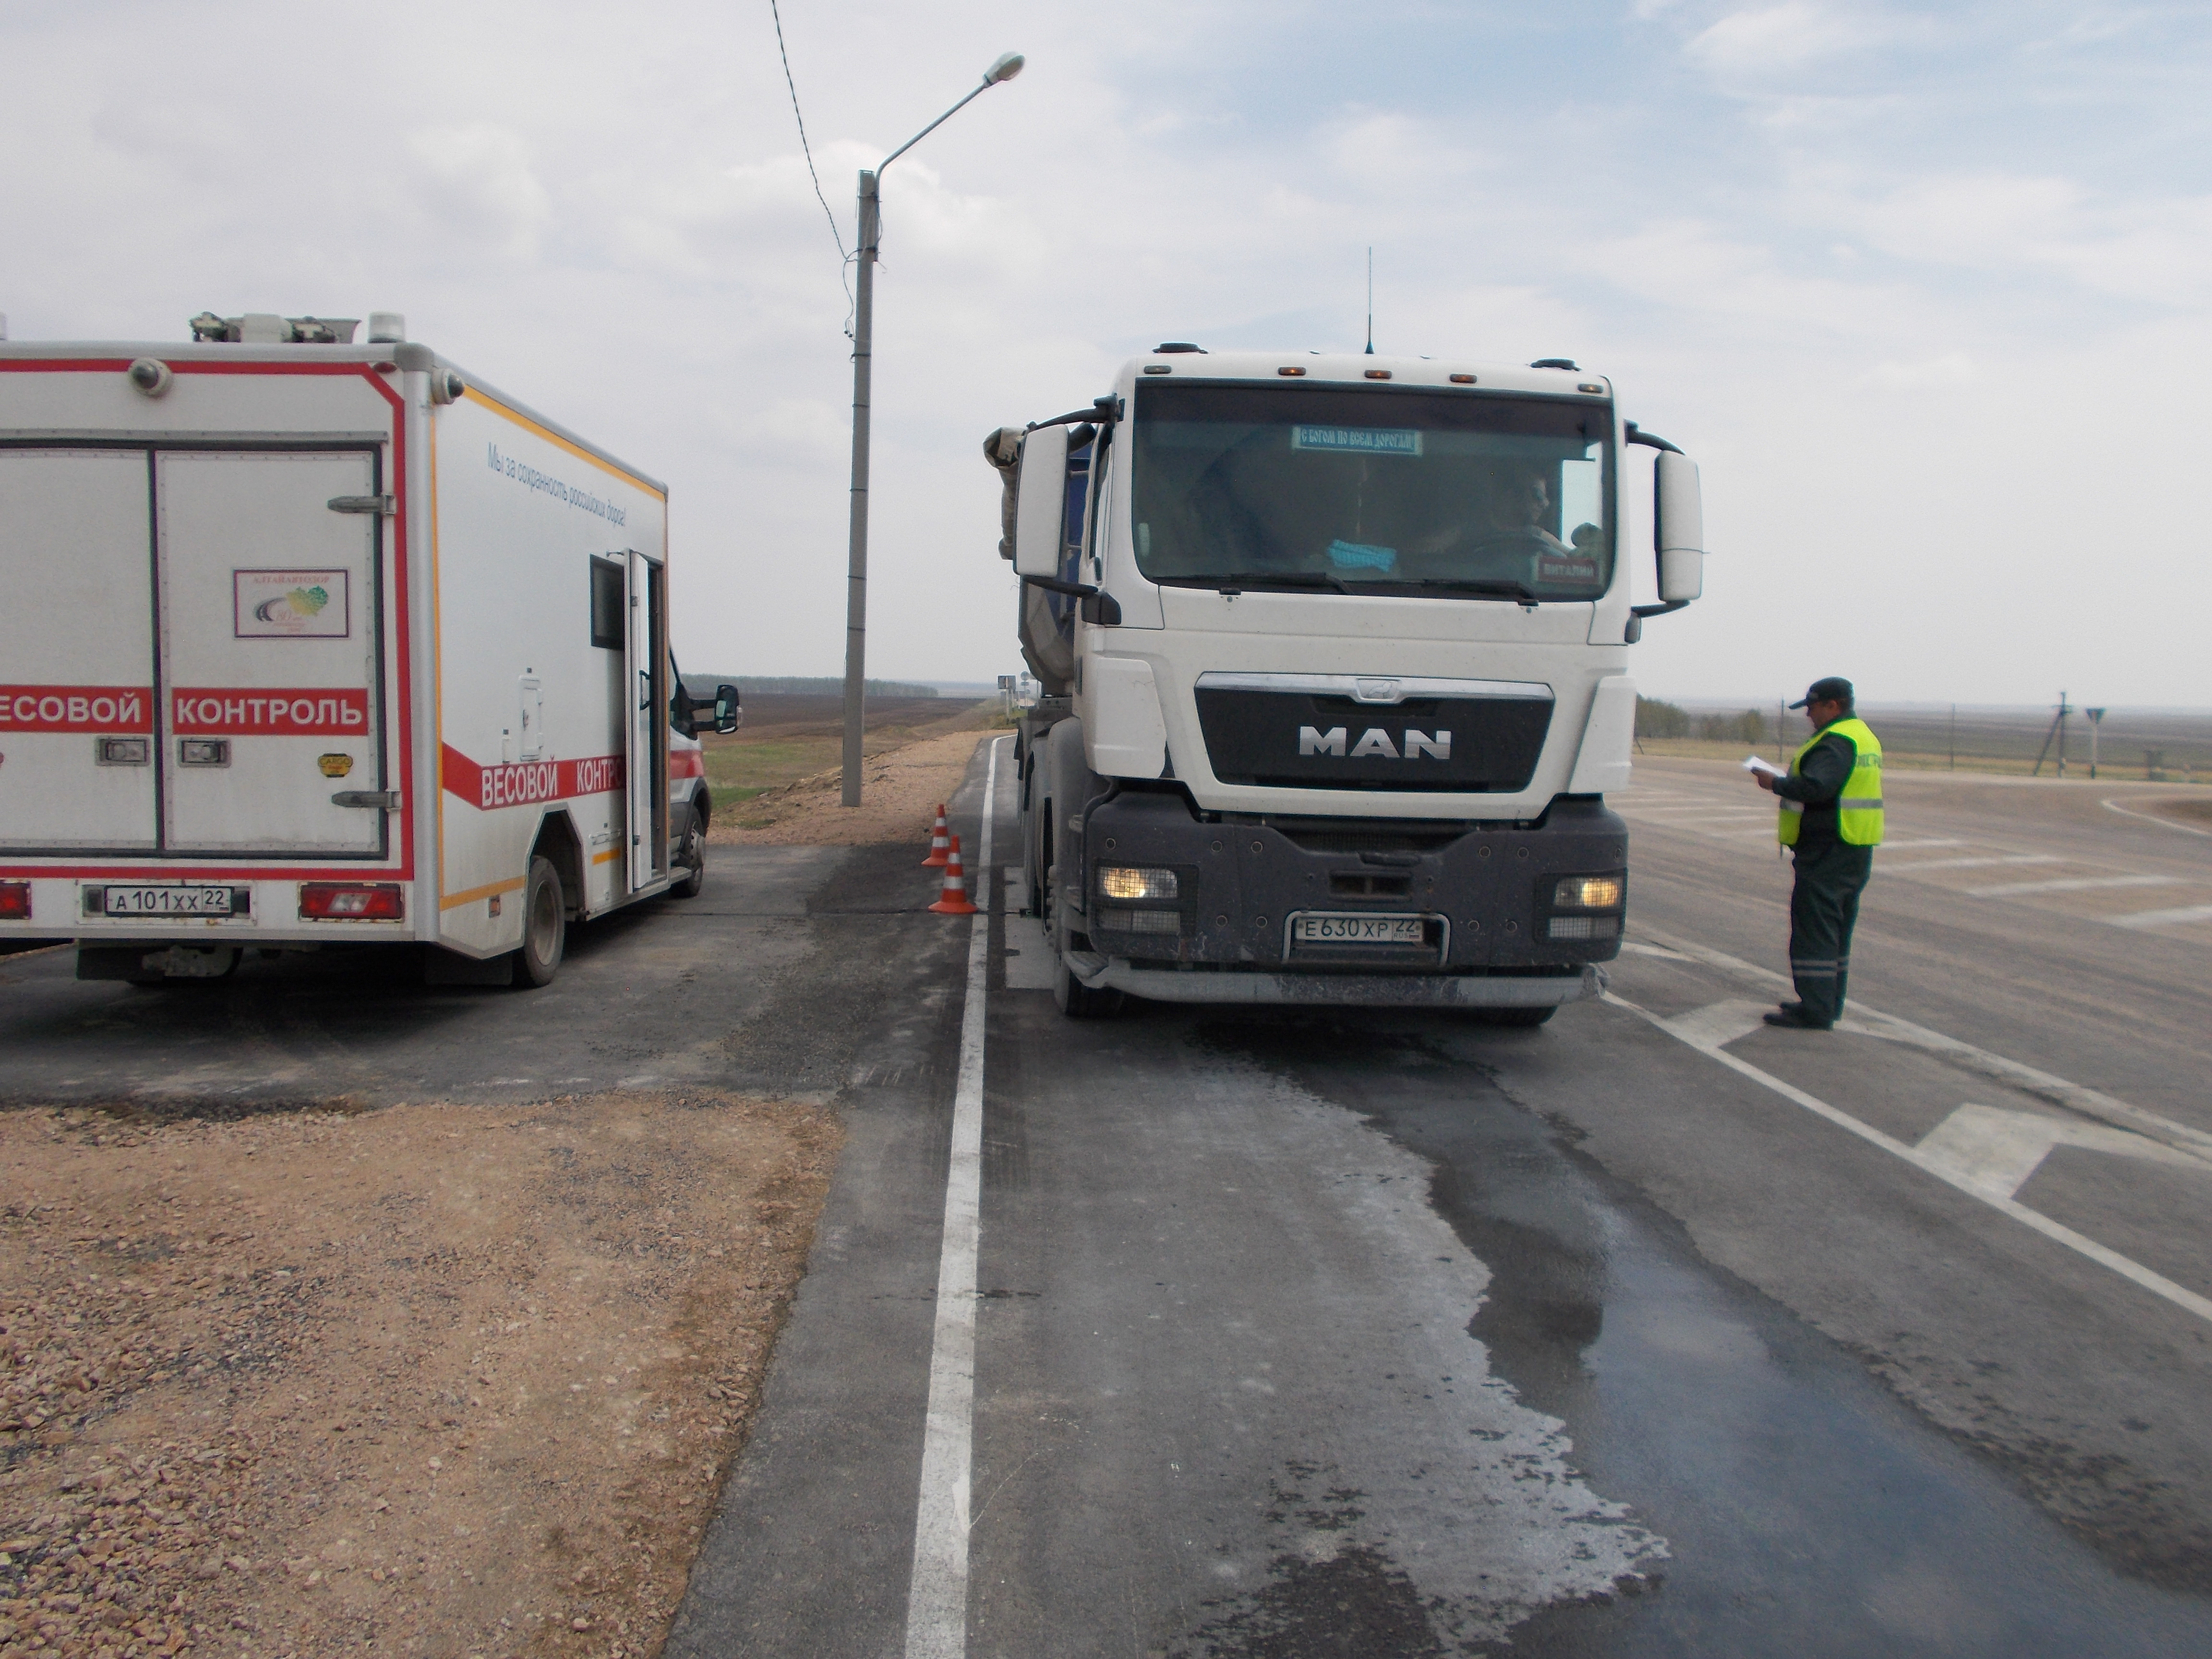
[708,727,998,849]
[0,1094,840,1659]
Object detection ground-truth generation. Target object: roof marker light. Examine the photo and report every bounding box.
[1364,368,1391,380]
[1277,366,1307,376]
[1449,373,1476,385]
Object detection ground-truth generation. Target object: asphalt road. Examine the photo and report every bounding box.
[5,747,2209,1655]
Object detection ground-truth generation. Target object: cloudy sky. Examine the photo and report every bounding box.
[6,0,2208,707]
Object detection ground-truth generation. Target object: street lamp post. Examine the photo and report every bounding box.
[842,51,1025,807]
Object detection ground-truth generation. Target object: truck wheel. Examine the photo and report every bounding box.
[1052,955,1122,1019]
[671,804,706,899]
[1472,1005,1554,1028]
[515,856,566,987]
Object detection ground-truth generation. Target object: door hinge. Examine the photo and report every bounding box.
[331,790,401,809]
[327,494,396,516]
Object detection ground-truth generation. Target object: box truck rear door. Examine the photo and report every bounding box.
[622,549,669,892]
[0,449,159,853]
[155,451,387,856]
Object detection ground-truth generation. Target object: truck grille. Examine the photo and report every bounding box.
[1194,681,1552,793]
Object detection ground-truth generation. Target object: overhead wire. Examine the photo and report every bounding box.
[767,0,857,336]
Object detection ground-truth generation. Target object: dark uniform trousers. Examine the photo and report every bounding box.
[1789,837,1874,1024]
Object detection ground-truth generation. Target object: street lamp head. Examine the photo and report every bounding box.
[985,51,1025,84]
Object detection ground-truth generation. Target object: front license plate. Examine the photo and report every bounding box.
[1292,913,1428,945]
[102,885,237,917]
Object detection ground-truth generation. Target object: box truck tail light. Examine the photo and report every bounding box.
[0,882,30,920]
[299,882,403,920]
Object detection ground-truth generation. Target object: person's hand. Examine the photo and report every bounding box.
[1752,770,1777,793]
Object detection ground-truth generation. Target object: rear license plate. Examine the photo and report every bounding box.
[1292,913,1428,945]
[102,885,237,917]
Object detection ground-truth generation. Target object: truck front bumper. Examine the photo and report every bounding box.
[1064,789,1627,1007]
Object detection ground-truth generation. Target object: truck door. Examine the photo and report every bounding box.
[155,451,387,856]
[622,548,669,891]
[0,450,159,853]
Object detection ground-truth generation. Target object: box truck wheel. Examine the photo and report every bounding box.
[516,856,566,987]
[671,804,706,899]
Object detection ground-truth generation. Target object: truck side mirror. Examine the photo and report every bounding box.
[1013,425,1071,579]
[1654,450,1704,604]
[712,684,741,734]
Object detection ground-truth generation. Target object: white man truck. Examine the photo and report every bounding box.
[0,311,736,986]
[989,346,1704,1019]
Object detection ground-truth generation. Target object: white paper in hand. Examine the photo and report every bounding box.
[1742,755,1783,777]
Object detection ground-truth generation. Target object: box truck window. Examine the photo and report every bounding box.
[589,556,624,649]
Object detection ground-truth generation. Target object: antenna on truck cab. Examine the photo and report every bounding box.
[1365,247,1375,355]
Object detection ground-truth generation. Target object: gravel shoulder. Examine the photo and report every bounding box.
[0,1093,840,1659]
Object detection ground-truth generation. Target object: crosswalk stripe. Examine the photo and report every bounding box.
[1968,875,2184,898]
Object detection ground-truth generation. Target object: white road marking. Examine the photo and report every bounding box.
[1663,999,1775,1049]
[1606,991,2212,1327]
[1916,1103,2211,1202]
[2103,797,2212,838]
[1967,874,2183,898]
[904,734,1006,1659]
[2109,903,2212,931]
[1629,922,2212,1164]
[1000,912,1057,991]
[1619,940,1695,961]
[1885,854,2066,873]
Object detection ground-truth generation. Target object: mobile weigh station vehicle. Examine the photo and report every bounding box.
[0,310,737,986]
[986,345,1705,1019]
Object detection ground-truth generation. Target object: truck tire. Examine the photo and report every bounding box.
[671,803,706,899]
[1472,1004,1554,1028]
[515,856,566,988]
[1052,953,1123,1019]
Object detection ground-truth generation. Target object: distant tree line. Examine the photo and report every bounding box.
[1637,697,1767,744]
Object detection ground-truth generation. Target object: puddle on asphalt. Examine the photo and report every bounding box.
[1190,1011,2212,1658]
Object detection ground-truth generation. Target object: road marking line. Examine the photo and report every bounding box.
[1605,991,2212,1327]
[903,733,1006,1659]
[2109,902,2212,930]
[1916,1103,2210,1203]
[1628,923,2212,1164]
[1967,874,2183,898]
[1885,854,2065,873]
[1663,998,1774,1049]
[1876,839,1968,850]
[2103,797,2212,838]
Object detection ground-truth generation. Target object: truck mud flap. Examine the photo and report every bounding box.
[1077,960,1606,1008]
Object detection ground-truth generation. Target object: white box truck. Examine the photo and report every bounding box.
[990,346,1705,1019]
[0,311,736,986]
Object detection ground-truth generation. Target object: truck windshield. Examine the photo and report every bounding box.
[1130,384,1611,601]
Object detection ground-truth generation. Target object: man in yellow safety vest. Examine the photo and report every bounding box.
[1750,676,1884,1029]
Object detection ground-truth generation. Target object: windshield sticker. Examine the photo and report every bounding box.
[1292,425,1423,458]
[1326,540,1399,572]
[1536,553,1600,583]
[235,569,350,638]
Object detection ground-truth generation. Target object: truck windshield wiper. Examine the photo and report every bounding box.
[1408,577,1539,602]
[1177,571,1353,595]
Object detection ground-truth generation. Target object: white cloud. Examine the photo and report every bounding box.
[405,124,554,259]
[1686,3,1911,77]
[1859,350,1975,388]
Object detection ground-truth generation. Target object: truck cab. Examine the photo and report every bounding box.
[993,348,1705,1018]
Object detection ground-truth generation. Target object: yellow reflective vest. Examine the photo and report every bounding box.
[1778,716,1884,846]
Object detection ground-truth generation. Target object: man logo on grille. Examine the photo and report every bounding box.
[1298,726,1451,759]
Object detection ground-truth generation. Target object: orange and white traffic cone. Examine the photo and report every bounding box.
[922,804,951,868]
[929,834,980,915]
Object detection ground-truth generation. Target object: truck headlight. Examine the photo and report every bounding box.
[1100,866,1178,901]
[1554,875,1623,909]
